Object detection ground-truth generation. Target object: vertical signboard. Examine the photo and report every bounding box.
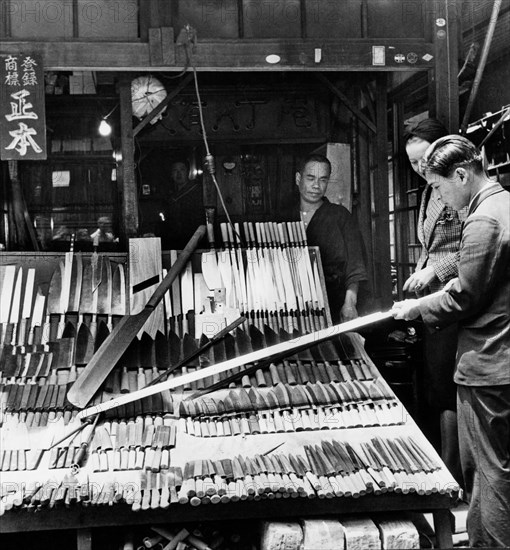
[0,52,47,160]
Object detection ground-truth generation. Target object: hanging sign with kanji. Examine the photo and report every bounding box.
[0,52,47,160]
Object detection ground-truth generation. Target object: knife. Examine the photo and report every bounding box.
[0,266,16,343]
[15,268,35,347]
[8,267,23,346]
[180,260,194,318]
[66,252,83,314]
[111,263,126,328]
[201,248,223,294]
[320,441,352,497]
[245,387,268,434]
[78,262,94,331]
[220,223,236,309]
[340,441,373,495]
[27,287,45,346]
[95,255,112,331]
[211,333,228,386]
[45,261,65,342]
[288,454,315,498]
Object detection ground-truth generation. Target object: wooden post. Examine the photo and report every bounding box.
[433,509,454,548]
[373,74,392,309]
[391,101,410,301]
[431,0,459,132]
[139,0,166,40]
[118,74,138,242]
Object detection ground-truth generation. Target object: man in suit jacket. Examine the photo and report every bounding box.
[404,119,466,486]
[393,135,510,548]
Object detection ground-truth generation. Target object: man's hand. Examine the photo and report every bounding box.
[340,303,358,322]
[391,299,421,321]
[403,265,436,294]
[443,277,458,292]
[341,284,359,322]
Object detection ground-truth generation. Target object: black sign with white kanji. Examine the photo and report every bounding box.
[0,52,47,160]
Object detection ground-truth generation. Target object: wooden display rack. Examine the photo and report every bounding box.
[0,250,456,549]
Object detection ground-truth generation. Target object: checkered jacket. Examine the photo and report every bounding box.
[416,186,468,292]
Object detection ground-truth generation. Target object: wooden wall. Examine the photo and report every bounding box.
[1,0,428,41]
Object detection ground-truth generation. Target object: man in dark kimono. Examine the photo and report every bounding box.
[296,154,368,322]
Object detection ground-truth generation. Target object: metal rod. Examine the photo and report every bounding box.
[460,0,503,134]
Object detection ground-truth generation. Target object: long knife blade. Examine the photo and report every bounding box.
[96,256,112,314]
[77,310,393,418]
[47,262,64,315]
[180,261,194,315]
[22,268,36,320]
[9,267,23,325]
[0,265,16,324]
[111,263,126,317]
[75,323,94,366]
[67,253,83,313]
[67,225,206,409]
[18,267,36,345]
[79,263,94,315]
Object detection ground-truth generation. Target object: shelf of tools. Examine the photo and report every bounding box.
[0,221,458,549]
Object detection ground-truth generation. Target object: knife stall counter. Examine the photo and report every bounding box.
[0,244,457,549]
[0,330,458,549]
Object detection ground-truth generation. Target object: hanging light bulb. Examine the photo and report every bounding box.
[97,103,119,137]
[98,118,112,136]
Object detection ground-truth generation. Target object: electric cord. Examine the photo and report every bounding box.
[182,25,245,246]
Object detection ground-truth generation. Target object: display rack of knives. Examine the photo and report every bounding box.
[0,222,458,549]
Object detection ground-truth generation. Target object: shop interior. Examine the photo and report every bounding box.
[1,1,509,549]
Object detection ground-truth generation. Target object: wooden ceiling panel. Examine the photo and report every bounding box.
[304,0,362,38]
[242,0,302,38]
[77,0,139,39]
[172,0,239,39]
[367,0,425,39]
[9,0,74,39]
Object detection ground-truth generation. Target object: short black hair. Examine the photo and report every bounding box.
[298,153,332,175]
[422,135,485,177]
[404,118,449,145]
[171,159,190,171]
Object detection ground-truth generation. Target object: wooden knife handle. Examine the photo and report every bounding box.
[147,225,206,309]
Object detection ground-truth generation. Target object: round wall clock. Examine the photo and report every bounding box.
[131,75,168,123]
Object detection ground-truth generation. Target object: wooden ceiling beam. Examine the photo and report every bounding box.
[0,39,434,72]
[316,73,376,133]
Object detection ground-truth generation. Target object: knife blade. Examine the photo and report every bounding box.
[27,286,45,346]
[66,253,83,314]
[111,263,126,322]
[180,261,194,315]
[16,267,35,346]
[0,265,16,327]
[79,262,94,321]
[8,267,23,340]
[46,261,65,342]
[96,255,112,330]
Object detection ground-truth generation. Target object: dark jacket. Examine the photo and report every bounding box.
[296,198,368,321]
[420,183,510,386]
